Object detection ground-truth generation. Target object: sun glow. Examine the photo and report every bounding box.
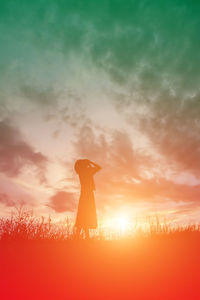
[103,213,131,234]
[115,216,130,232]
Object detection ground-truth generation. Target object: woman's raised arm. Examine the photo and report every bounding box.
[87,160,102,173]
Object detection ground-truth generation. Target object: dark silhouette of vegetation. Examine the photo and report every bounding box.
[1,207,200,241]
[0,207,73,241]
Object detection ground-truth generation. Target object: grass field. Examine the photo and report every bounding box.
[1,212,200,300]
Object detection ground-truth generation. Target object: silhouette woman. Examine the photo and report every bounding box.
[74,159,101,239]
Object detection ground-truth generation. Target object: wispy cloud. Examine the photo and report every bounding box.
[48,191,75,213]
[0,120,48,183]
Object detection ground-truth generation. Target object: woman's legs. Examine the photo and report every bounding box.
[76,227,81,238]
[76,227,90,239]
[84,227,90,239]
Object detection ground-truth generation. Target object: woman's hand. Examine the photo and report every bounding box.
[87,160,102,171]
[85,159,91,164]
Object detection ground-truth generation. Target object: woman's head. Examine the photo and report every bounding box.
[74,159,89,174]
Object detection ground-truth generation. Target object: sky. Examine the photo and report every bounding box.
[0,0,200,225]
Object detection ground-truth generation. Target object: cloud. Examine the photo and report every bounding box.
[0,192,28,207]
[0,174,35,208]
[72,123,200,209]
[0,193,15,207]
[112,79,200,179]
[1,0,200,94]
[74,124,150,178]
[135,94,200,178]
[108,178,200,203]
[73,124,154,204]
[19,85,60,107]
[48,191,75,213]
[0,119,48,182]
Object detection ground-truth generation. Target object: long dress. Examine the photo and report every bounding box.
[75,167,97,229]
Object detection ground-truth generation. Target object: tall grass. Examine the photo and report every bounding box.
[1,208,200,241]
[0,207,73,241]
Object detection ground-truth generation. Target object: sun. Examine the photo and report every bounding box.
[115,216,130,232]
[104,213,131,234]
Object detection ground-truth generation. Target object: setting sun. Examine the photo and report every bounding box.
[103,213,131,234]
[115,216,130,232]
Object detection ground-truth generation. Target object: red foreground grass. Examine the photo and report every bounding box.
[1,212,200,300]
